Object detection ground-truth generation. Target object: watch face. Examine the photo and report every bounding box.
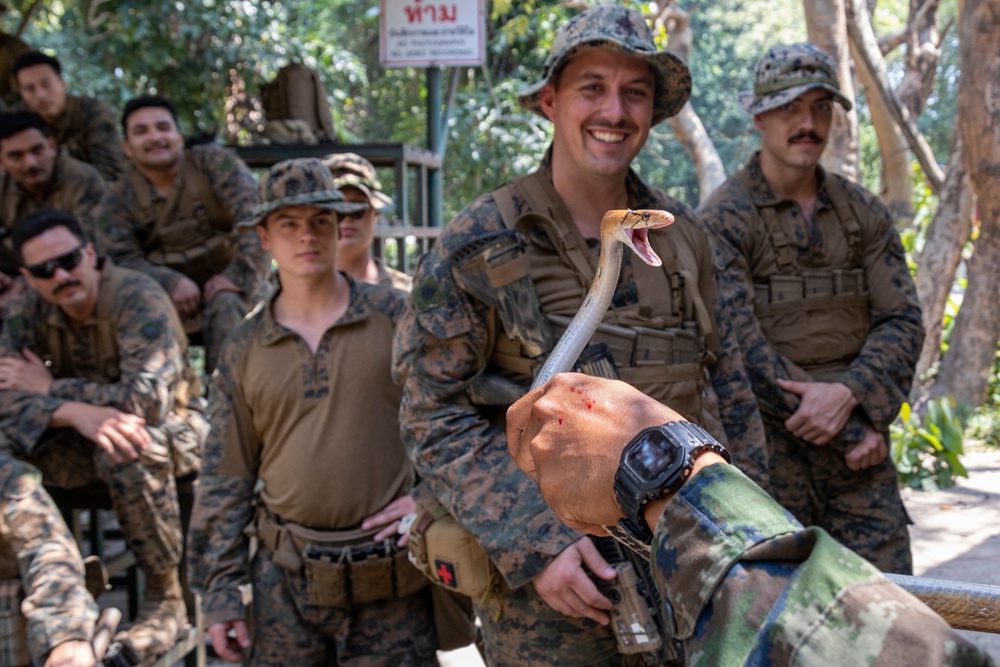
[625,430,684,480]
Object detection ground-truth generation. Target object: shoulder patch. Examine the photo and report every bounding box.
[412,275,446,313]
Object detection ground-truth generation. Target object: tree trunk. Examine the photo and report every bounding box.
[846,0,913,220]
[803,0,860,181]
[914,130,973,383]
[652,2,727,201]
[897,0,941,116]
[931,0,1000,408]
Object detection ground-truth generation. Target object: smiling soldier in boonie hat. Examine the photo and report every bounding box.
[739,42,853,116]
[245,157,366,228]
[517,4,691,126]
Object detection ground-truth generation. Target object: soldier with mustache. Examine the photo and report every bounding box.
[698,43,924,574]
[0,111,106,317]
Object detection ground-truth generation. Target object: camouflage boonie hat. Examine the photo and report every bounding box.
[740,43,853,116]
[323,152,394,212]
[244,158,367,227]
[517,5,691,126]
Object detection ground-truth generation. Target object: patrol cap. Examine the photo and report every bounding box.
[740,43,853,116]
[323,152,394,212]
[246,158,367,227]
[517,5,691,126]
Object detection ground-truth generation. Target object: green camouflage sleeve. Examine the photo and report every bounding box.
[45,275,186,426]
[392,197,582,588]
[196,145,267,297]
[832,185,924,431]
[187,324,257,627]
[78,97,125,182]
[95,184,186,292]
[0,456,97,659]
[65,160,108,243]
[700,182,870,446]
[652,463,992,666]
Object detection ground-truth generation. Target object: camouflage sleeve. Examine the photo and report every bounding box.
[187,331,257,627]
[198,146,267,296]
[392,201,582,588]
[700,188,869,446]
[70,164,108,243]
[81,97,125,182]
[95,185,185,293]
[652,463,993,667]
[834,194,924,432]
[47,277,185,425]
[0,457,97,658]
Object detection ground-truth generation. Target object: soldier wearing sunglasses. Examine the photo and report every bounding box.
[0,208,206,664]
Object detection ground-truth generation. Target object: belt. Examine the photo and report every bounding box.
[304,542,396,563]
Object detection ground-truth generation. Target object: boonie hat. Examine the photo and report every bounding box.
[740,43,853,116]
[245,158,367,227]
[323,153,394,212]
[517,5,691,126]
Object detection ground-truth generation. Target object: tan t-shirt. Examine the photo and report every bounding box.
[217,276,411,529]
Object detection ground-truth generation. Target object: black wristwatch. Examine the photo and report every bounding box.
[613,421,731,543]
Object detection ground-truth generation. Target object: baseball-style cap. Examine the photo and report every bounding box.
[323,152,394,212]
[517,5,691,126]
[740,43,853,116]
[244,158,367,227]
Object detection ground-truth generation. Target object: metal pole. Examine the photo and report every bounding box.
[427,66,443,228]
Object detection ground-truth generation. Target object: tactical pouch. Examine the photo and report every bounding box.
[350,552,395,605]
[303,553,348,607]
[394,548,429,599]
[408,494,495,599]
[0,578,29,667]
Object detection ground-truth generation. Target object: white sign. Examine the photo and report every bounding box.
[380,0,486,68]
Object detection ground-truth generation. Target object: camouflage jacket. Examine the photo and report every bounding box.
[50,94,125,182]
[654,462,992,666]
[393,152,767,587]
[0,261,196,454]
[0,454,97,661]
[699,153,924,445]
[95,143,267,297]
[189,278,408,627]
[375,258,413,292]
[0,149,107,277]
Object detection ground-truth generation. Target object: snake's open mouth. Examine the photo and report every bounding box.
[626,228,663,267]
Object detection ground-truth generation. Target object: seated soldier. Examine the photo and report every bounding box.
[324,153,411,291]
[95,96,269,372]
[0,111,106,314]
[0,448,98,667]
[12,51,124,181]
[0,209,206,664]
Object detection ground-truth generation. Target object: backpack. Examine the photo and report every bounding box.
[260,62,336,143]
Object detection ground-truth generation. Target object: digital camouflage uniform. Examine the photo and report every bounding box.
[0,149,107,277]
[0,260,203,658]
[47,94,125,182]
[699,45,923,574]
[188,159,435,666]
[0,451,97,666]
[96,143,268,371]
[650,462,992,666]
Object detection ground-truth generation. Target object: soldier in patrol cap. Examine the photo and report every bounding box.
[188,159,437,665]
[698,43,924,573]
[324,152,412,292]
[0,448,98,667]
[393,5,766,665]
[95,95,269,372]
[12,51,124,181]
[0,208,206,664]
[0,111,106,315]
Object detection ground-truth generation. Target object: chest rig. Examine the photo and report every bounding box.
[483,170,715,421]
[737,169,871,381]
[128,152,236,286]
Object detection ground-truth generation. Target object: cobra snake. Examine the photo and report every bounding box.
[531,208,1000,634]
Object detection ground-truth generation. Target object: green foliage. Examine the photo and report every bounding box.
[891,398,969,491]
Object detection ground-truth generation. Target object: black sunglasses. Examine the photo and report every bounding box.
[340,206,371,221]
[24,245,85,279]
